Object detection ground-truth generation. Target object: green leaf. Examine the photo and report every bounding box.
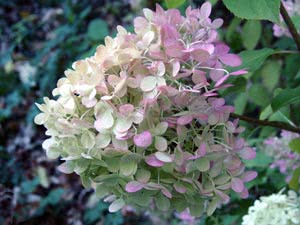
[40,188,64,208]
[234,93,248,114]
[289,138,300,153]
[249,84,269,106]
[261,60,281,92]
[242,20,262,50]
[271,87,300,112]
[225,17,242,42]
[223,0,280,23]
[165,0,186,8]
[87,19,109,41]
[289,167,300,191]
[234,48,274,73]
[259,105,273,120]
[21,178,39,194]
[223,77,247,95]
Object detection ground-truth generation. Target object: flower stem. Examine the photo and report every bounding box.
[280,1,300,50]
[230,113,300,134]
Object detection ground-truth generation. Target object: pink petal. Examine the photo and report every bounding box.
[211,98,225,108]
[134,131,153,148]
[198,43,215,55]
[215,190,230,203]
[191,49,210,62]
[231,177,244,193]
[145,154,164,167]
[239,147,256,160]
[177,115,193,125]
[243,171,258,182]
[172,61,181,77]
[215,74,230,87]
[125,181,145,193]
[214,43,230,55]
[239,187,249,199]
[197,143,207,157]
[219,54,242,67]
[210,63,224,81]
[192,70,207,84]
[119,104,134,116]
[203,92,218,97]
[161,187,172,198]
[229,70,248,76]
[174,183,187,193]
[200,2,212,18]
[211,18,223,29]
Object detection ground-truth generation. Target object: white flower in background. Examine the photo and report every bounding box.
[15,61,37,86]
[242,190,300,225]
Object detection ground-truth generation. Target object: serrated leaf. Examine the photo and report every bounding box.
[242,20,262,50]
[289,138,300,153]
[223,0,280,23]
[232,48,274,73]
[87,19,109,41]
[271,87,300,112]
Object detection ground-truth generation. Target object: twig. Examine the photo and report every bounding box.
[231,113,300,134]
[280,1,300,50]
[272,50,300,55]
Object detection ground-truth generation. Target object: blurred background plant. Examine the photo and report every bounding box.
[0,0,299,224]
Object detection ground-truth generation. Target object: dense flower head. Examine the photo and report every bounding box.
[264,130,300,182]
[273,0,300,37]
[242,190,300,225]
[35,2,256,216]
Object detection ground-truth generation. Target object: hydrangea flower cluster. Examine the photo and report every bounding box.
[35,2,257,216]
[273,0,300,37]
[264,130,300,182]
[242,190,300,225]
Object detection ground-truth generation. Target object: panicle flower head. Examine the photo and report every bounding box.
[35,2,256,217]
[273,0,300,37]
[264,130,300,182]
[242,190,300,225]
